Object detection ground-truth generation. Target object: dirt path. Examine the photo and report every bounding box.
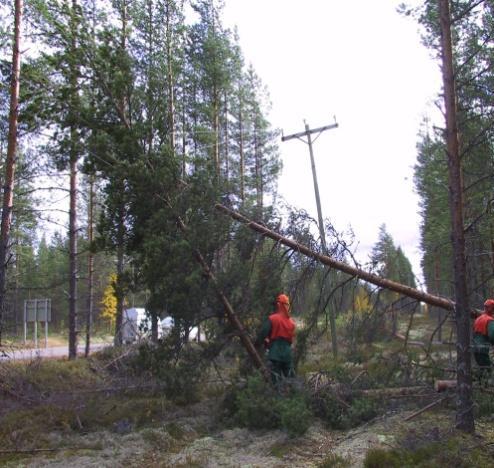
[0,343,110,361]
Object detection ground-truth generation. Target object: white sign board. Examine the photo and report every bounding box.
[24,299,51,348]
[25,299,51,322]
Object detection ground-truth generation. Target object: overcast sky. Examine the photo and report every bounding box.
[222,0,443,282]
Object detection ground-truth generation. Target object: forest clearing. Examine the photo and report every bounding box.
[2,0,494,466]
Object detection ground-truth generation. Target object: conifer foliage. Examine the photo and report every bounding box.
[0,0,281,348]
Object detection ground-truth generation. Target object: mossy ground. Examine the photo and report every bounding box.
[0,314,493,467]
[362,412,494,468]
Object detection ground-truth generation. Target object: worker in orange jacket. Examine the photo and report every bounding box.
[258,293,296,383]
[473,299,494,383]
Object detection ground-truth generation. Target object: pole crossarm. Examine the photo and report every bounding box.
[281,122,339,142]
[215,203,455,312]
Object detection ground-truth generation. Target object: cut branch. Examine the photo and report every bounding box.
[0,447,93,454]
[403,395,450,421]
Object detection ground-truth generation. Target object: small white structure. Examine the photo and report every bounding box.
[122,308,203,344]
[161,316,174,336]
[122,308,149,344]
[123,308,172,343]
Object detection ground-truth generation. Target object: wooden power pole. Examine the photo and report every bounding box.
[281,119,339,357]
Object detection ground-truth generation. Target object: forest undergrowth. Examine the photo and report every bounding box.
[0,330,494,467]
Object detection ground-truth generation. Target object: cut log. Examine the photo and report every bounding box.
[306,371,431,398]
[435,379,457,392]
[359,386,429,398]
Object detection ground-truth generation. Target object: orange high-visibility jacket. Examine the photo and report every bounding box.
[474,313,494,336]
[268,312,295,343]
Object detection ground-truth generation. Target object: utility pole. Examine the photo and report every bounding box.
[281,118,339,356]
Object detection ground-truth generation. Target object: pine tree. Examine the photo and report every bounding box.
[411,0,479,432]
[370,224,416,316]
[0,0,23,344]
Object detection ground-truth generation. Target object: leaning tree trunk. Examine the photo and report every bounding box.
[0,0,22,345]
[438,0,474,433]
[216,203,456,311]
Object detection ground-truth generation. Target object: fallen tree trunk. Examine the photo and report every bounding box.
[359,386,430,398]
[307,372,430,398]
[215,204,455,311]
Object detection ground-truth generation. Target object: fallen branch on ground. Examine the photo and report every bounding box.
[404,395,450,421]
[393,332,425,347]
[0,447,98,454]
[101,347,134,370]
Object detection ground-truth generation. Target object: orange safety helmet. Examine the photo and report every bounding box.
[276,293,290,306]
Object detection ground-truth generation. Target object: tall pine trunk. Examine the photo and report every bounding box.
[113,0,129,347]
[213,85,220,179]
[166,0,176,151]
[85,0,97,358]
[146,0,154,155]
[253,115,262,212]
[68,136,78,358]
[0,0,22,344]
[238,92,245,202]
[181,101,186,177]
[223,91,229,181]
[68,0,80,360]
[85,177,95,357]
[114,205,125,346]
[438,0,474,433]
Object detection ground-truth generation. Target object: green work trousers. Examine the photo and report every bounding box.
[270,359,294,384]
[474,351,491,385]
